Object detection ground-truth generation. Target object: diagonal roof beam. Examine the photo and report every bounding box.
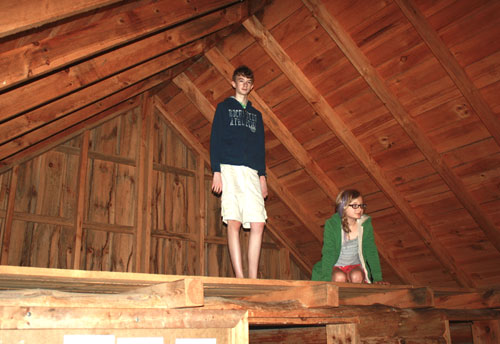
[302,0,500,254]
[0,0,240,92]
[203,47,415,284]
[171,72,323,242]
[0,40,205,150]
[243,14,474,287]
[2,3,246,124]
[154,96,313,275]
[0,0,123,39]
[395,0,500,148]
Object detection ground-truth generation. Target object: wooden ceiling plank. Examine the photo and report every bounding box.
[302,0,500,255]
[242,14,472,287]
[171,72,324,240]
[0,0,239,92]
[154,96,313,275]
[0,41,205,148]
[1,4,245,123]
[0,0,124,39]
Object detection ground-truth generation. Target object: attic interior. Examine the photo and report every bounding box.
[0,0,499,343]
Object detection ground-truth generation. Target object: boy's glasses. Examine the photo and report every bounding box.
[348,204,367,209]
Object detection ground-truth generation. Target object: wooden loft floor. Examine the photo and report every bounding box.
[0,266,499,343]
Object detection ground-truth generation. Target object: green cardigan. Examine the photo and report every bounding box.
[311,213,383,282]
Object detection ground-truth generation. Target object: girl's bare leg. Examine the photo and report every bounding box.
[332,268,348,282]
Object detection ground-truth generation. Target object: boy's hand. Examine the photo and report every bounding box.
[259,175,268,199]
[212,172,222,194]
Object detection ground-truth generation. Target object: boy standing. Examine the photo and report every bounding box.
[210,65,267,279]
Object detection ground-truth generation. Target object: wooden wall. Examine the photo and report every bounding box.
[0,93,308,280]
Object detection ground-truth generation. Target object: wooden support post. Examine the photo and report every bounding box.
[327,323,359,344]
[136,93,154,273]
[472,320,500,344]
[0,166,18,265]
[197,155,206,276]
[72,131,89,270]
[279,247,291,280]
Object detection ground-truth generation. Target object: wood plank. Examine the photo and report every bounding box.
[327,323,360,344]
[136,93,154,273]
[302,0,500,256]
[240,283,339,308]
[0,166,18,265]
[0,278,203,309]
[396,0,500,147]
[0,41,204,149]
[434,289,500,309]
[339,286,434,308]
[72,131,89,270]
[0,306,246,329]
[472,320,500,344]
[0,0,123,38]
[0,0,238,91]
[1,3,244,123]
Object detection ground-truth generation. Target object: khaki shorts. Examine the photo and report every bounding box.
[220,164,267,229]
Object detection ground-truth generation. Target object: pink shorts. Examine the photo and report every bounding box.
[334,264,362,274]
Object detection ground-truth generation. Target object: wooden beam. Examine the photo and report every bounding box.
[327,324,360,344]
[240,283,339,308]
[434,288,500,309]
[1,3,245,123]
[0,166,18,265]
[154,96,314,276]
[339,285,433,308]
[0,0,123,39]
[395,0,500,148]
[0,0,239,91]
[301,0,500,256]
[472,320,500,344]
[243,15,430,286]
[0,278,204,309]
[197,155,207,276]
[0,40,204,148]
[136,93,155,273]
[72,131,89,270]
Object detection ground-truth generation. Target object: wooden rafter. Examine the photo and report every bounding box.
[154,96,313,275]
[203,47,413,283]
[0,0,239,91]
[1,3,245,124]
[0,0,123,38]
[395,0,500,148]
[242,14,473,287]
[302,0,500,254]
[0,40,205,151]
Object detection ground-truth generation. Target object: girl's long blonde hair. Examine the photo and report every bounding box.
[335,189,362,234]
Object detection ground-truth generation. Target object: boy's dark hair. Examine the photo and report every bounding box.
[232,65,254,82]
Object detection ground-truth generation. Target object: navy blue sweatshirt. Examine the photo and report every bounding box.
[210,97,266,176]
